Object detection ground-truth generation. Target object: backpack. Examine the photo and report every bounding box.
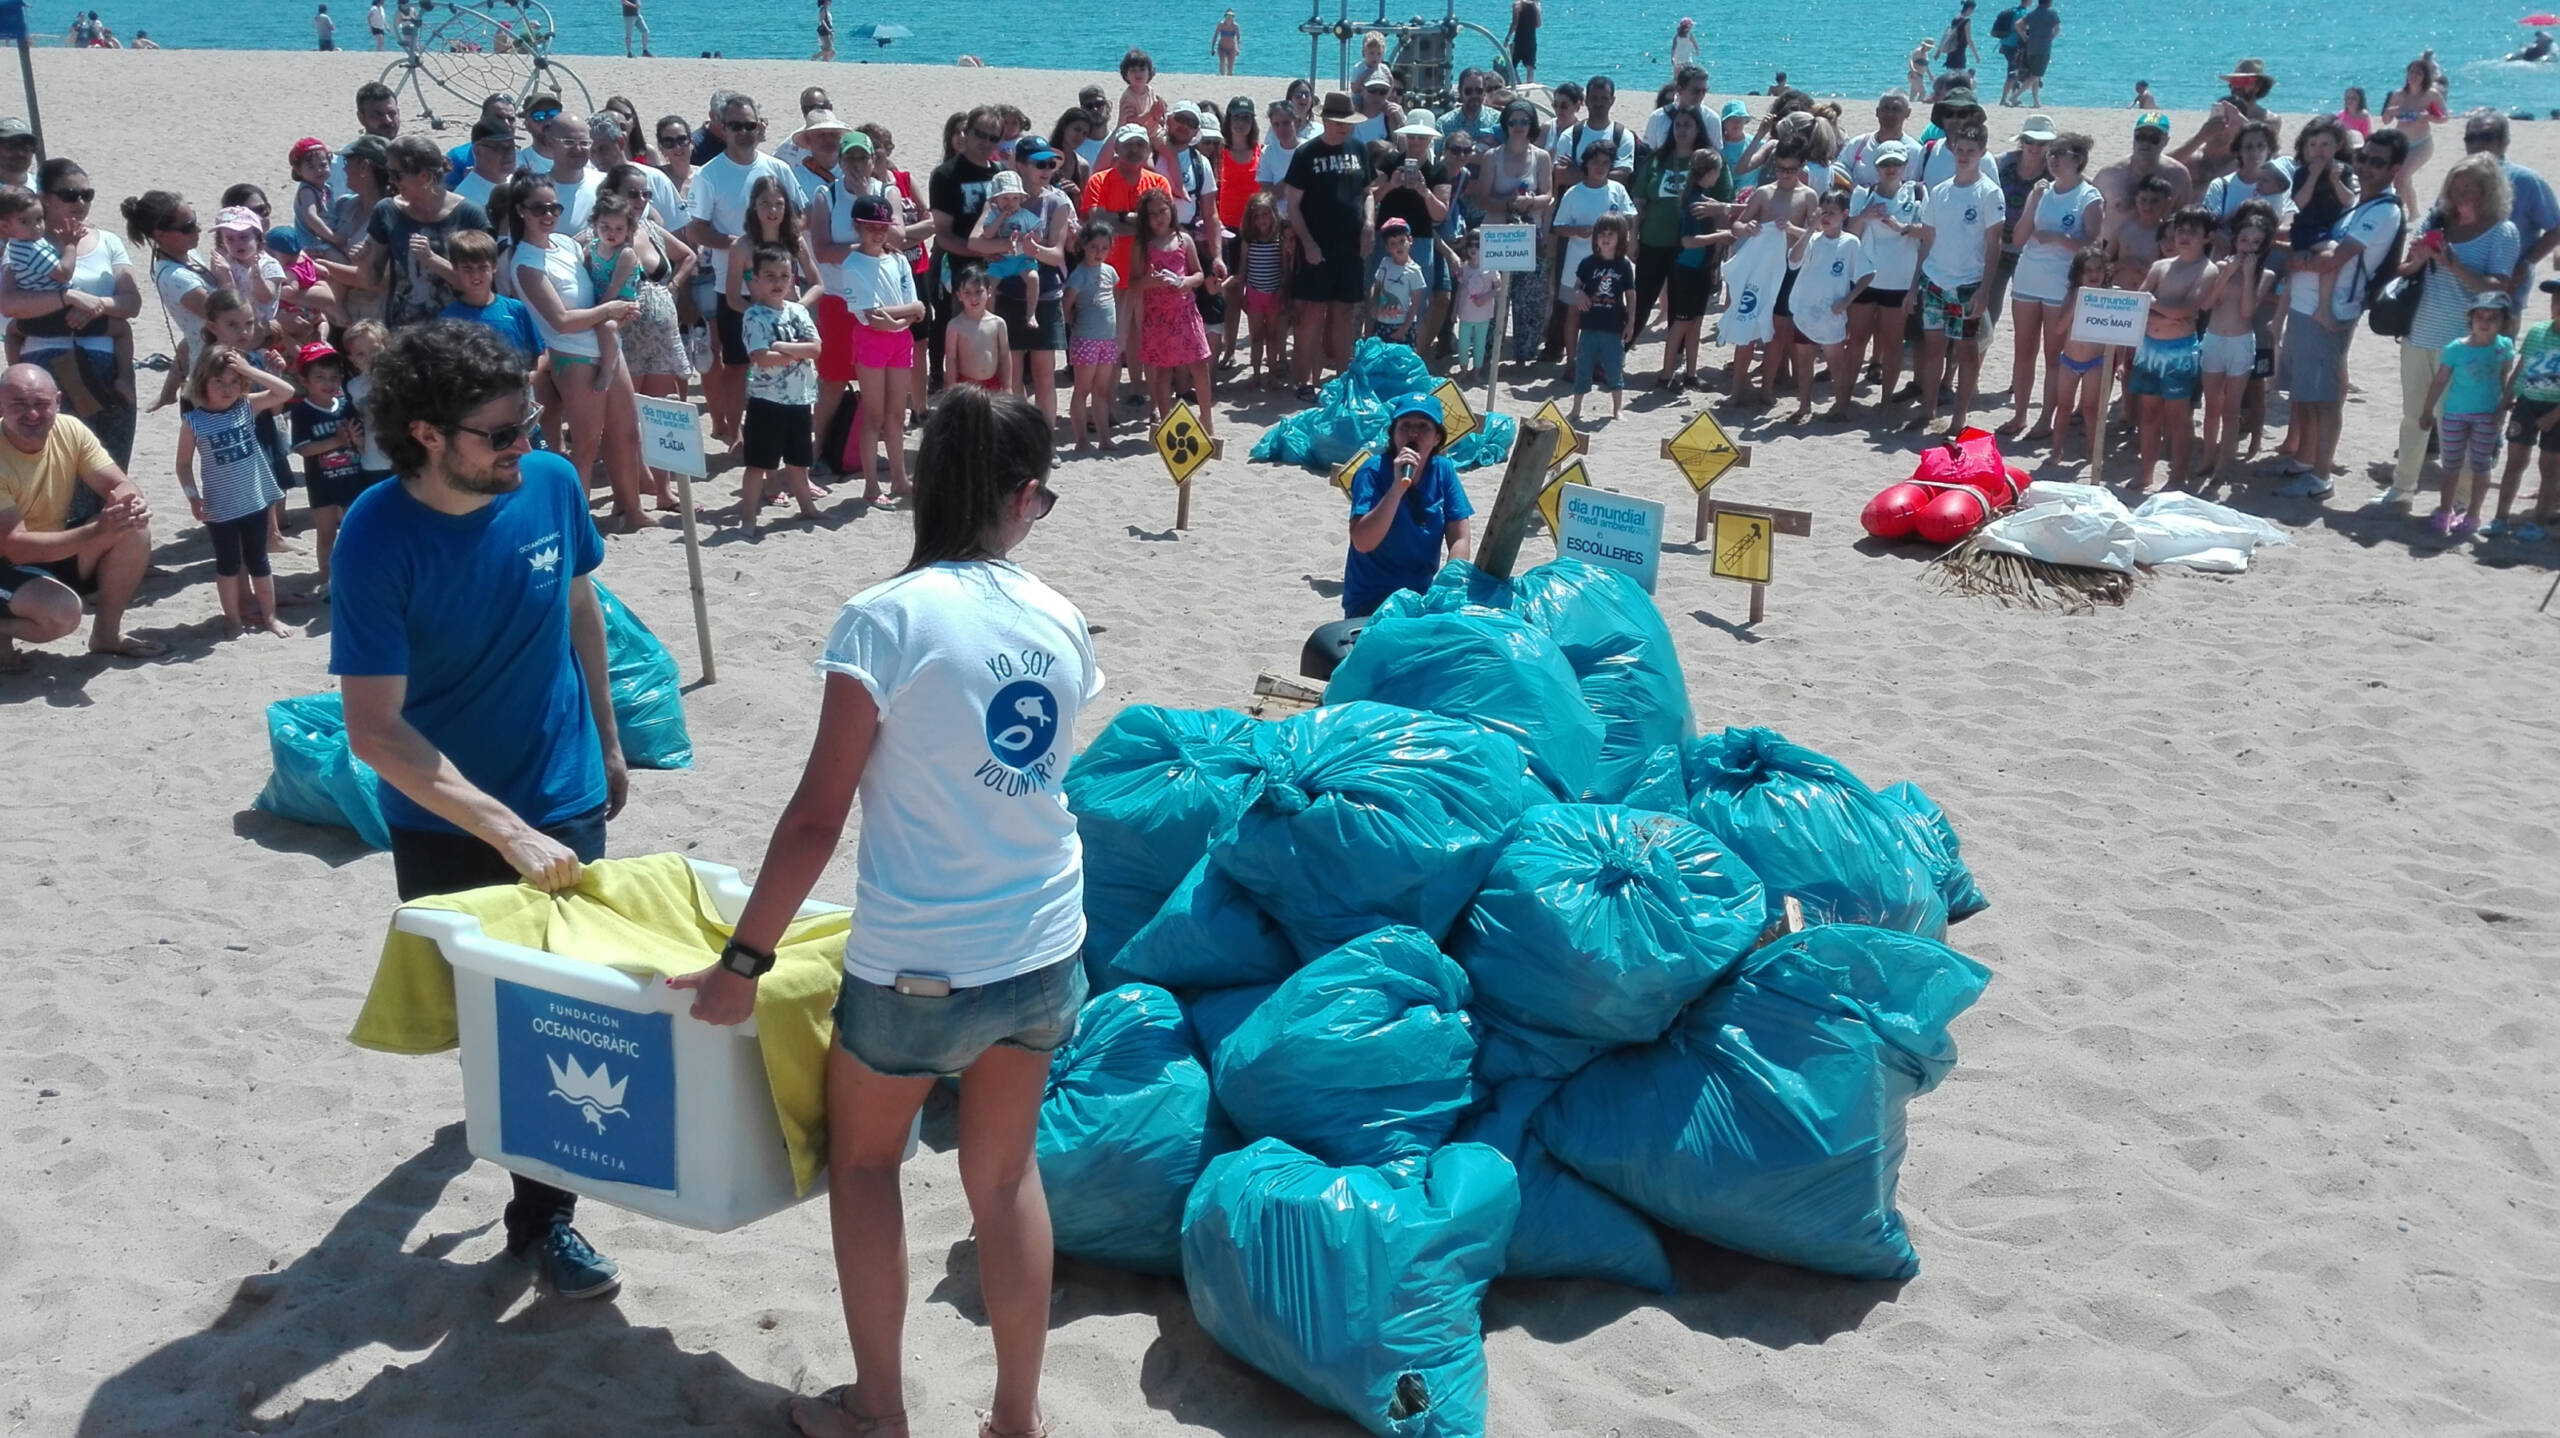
[1989,7,2018,40]
[2358,199,2418,338]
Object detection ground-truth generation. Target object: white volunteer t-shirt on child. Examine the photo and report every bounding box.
[1920,173,2006,290]
[816,559,1106,989]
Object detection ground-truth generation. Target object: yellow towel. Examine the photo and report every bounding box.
[349,853,846,1194]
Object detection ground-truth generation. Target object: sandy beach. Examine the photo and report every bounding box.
[5,47,2558,1437]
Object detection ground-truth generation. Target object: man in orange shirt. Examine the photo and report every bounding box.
[1080,124,1173,286]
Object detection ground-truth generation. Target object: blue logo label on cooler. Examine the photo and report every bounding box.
[494,979,676,1191]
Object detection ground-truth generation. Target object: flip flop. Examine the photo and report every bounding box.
[786,1386,905,1438]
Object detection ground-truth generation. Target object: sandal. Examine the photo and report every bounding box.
[787,1386,905,1438]
[978,1419,1051,1438]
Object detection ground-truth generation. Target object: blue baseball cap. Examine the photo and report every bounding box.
[1388,393,1446,443]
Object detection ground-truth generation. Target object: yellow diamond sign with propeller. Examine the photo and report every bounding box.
[1152,401,1215,487]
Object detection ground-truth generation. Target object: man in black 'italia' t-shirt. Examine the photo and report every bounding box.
[1283,90,1375,396]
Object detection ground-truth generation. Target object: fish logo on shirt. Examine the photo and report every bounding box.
[1963,206,1980,225]
[527,542,560,575]
[977,677,1063,794]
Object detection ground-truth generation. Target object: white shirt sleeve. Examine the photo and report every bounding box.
[815,602,908,707]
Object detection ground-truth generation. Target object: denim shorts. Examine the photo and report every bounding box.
[831,953,1088,1078]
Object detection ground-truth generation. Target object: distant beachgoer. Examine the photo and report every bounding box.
[1908,40,1934,99]
[813,0,834,61]
[2338,87,2372,142]
[2383,53,2449,208]
[2013,0,2058,107]
[1213,9,1241,76]
[1507,0,1539,84]
[621,0,650,58]
[2131,79,2158,110]
[1668,18,1697,76]
[128,27,152,47]
[1939,0,1975,71]
[315,3,335,50]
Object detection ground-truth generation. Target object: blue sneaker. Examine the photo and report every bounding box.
[527,1221,622,1301]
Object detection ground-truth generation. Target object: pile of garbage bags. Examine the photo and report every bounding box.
[252,581,696,847]
[1036,557,1998,1436]
[1250,337,1517,472]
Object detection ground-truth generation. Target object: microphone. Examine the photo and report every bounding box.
[1396,454,1417,484]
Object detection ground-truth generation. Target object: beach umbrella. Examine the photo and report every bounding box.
[849,22,912,45]
[2522,12,2559,24]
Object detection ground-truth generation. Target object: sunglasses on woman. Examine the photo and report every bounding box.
[1025,482,1058,519]
[523,200,563,216]
[52,187,94,204]
[455,401,544,450]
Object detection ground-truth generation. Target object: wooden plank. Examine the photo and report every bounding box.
[1475,419,1555,581]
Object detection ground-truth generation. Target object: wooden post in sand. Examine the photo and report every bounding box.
[1476,418,1557,581]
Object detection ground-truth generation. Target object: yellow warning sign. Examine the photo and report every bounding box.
[1537,458,1590,535]
[1429,379,1478,448]
[1529,400,1586,473]
[1152,400,1215,487]
[1332,445,1372,494]
[1662,409,1749,493]
[1712,507,1773,584]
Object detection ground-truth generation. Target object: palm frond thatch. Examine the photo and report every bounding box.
[1929,534,2135,612]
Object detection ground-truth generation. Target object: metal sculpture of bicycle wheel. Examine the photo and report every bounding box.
[377,0,593,132]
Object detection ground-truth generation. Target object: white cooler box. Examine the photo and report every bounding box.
[395,858,909,1233]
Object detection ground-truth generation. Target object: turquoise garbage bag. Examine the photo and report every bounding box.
[1537,924,1992,1281]
[252,693,392,850]
[1376,559,1691,803]
[1880,780,1990,921]
[1110,857,1300,994]
[1182,1139,1519,1438]
[1036,984,1233,1275]
[1212,701,1525,959]
[1248,336,1517,472]
[1210,927,1477,1167]
[1187,981,1282,1060]
[1620,743,1690,815]
[1454,1078,1671,1290]
[1683,727,1950,938]
[593,581,694,769]
[1451,804,1766,1083]
[1064,706,1261,975]
[1324,609,1604,802]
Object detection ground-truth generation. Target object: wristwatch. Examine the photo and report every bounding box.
[718,936,776,979]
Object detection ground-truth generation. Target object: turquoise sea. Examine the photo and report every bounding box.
[82,0,2560,113]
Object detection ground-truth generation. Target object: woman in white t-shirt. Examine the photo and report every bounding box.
[503,174,645,529]
[2002,131,2102,434]
[5,160,140,464]
[678,386,1093,1438]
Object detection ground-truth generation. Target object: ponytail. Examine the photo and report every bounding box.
[903,386,1054,573]
[122,188,186,247]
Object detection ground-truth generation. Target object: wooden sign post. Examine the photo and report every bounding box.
[1660,409,1752,540]
[634,393,717,685]
[2070,287,2151,486]
[1151,399,1219,529]
[1475,418,1557,581]
[1476,223,1538,414]
[1705,498,1814,626]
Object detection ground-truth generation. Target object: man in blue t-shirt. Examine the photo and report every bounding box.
[1343,394,1474,616]
[330,320,629,1302]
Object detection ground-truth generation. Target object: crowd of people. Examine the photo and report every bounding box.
[3,45,2558,662]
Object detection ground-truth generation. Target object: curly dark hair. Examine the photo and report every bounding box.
[365,320,531,477]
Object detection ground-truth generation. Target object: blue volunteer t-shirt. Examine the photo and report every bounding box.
[1343,453,1472,617]
[442,295,548,364]
[328,448,608,835]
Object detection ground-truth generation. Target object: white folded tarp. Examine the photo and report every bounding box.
[1969,483,2290,574]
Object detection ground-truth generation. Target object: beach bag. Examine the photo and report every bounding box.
[1539,924,1992,1281]
[1879,780,1990,922]
[1375,559,1692,803]
[2360,199,2418,338]
[1182,1139,1519,1438]
[1035,983,1233,1275]
[1451,804,1766,1083]
[1683,726,1950,938]
[1453,1079,1672,1290]
[1108,857,1300,994]
[1209,926,1478,1168]
[1323,608,1604,802]
[594,582,694,769]
[252,692,393,851]
[1063,706,1261,973]
[1211,702,1526,959]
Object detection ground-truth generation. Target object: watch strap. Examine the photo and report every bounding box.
[719,936,777,978]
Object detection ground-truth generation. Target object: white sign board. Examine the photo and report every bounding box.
[1479,223,1538,273]
[1556,483,1666,593]
[636,394,707,478]
[2071,287,2153,348]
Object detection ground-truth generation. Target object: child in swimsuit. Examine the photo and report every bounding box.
[941,264,1012,393]
[2130,206,2228,491]
[2199,200,2279,485]
[582,192,644,392]
[2044,246,2112,459]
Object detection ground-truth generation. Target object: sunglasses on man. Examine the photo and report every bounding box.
[456,401,544,451]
